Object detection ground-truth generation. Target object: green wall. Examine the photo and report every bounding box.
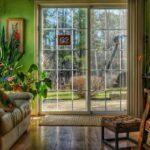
[145,0,150,69]
[0,0,34,71]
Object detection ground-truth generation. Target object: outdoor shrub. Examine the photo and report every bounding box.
[70,75,104,98]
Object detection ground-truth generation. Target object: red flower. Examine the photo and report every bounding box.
[13,84,22,92]
[0,62,4,67]
[7,77,13,82]
[2,93,9,100]
[14,31,20,41]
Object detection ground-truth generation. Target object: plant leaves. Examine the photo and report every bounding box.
[28,64,38,73]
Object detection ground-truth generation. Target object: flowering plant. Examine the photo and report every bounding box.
[0,27,51,98]
[0,27,23,90]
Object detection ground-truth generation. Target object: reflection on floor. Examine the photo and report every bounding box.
[12,117,137,150]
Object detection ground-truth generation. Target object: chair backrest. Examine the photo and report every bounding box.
[138,88,150,150]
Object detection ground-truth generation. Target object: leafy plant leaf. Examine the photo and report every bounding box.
[28,64,38,73]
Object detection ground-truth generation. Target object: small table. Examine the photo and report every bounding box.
[101,115,141,149]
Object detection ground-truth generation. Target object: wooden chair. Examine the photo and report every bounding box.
[137,88,150,150]
[101,88,150,150]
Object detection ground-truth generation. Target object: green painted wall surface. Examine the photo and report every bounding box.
[0,0,34,71]
[145,0,150,66]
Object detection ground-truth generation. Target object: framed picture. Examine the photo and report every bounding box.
[58,35,71,45]
[7,18,24,53]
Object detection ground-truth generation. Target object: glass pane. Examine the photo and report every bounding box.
[58,71,72,91]
[43,30,56,49]
[119,30,127,50]
[58,51,72,69]
[58,91,72,111]
[43,92,57,111]
[91,71,105,92]
[73,92,86,111]
[106,100,120,111]
[106,90,121,111]
[106,71,120,89]
[91,98,106,111]
[116,71,127,88]
[73,8,87,29]
[73,50,87,70]
[58,9,72,28]
[73,30,87,50]
[42,51,56,70]
[121,51,127,69]
[73,71,87,91]
[91,30,105,51]
[43,8,57,28]
[91,50,105,70]
[91,9,106,29]
[106,50,120,70]
[106,30,120,49]
[46,71,57,91]
[120,10,127,29]
[107,10,121,29]
[121,89,127,111]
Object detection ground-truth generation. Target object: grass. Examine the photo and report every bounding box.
[47,92,79,100]
[46,88,127,100]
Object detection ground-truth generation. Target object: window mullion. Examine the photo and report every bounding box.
[87,7,91,113]
[56,9,59,110]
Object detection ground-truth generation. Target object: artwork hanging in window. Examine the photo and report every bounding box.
[7,18,24,53]
[58,35,71,45]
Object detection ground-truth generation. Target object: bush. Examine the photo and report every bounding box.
[70,75,104,98]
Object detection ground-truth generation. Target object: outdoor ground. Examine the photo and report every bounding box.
[43,99,127,112]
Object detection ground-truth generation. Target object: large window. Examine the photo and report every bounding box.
[40,7,127,113]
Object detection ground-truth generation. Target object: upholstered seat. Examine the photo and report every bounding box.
[101,115,141,150]
[15,100,30,118]
[0,92,32,150]
[0,112,14,135]
[102,115,141,133]
[11,108,23,126]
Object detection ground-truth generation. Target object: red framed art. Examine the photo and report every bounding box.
[7,18,24,53]
[58,35,71,45]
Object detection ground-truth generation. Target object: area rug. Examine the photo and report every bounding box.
[39,115,102,126]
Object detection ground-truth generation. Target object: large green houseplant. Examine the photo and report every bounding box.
[0,27,51,98]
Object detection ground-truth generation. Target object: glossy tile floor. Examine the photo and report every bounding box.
[11,117,137,150]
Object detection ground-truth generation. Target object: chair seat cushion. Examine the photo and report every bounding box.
[102,115,141,132]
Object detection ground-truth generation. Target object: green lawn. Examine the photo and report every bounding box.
[46,88,127,100]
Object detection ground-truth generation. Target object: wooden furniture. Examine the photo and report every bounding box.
[137,88,150,150]
[101,115,141,149]
[143,119,150,149]
[101,88,150,150]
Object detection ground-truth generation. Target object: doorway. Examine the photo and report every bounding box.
[39,7,127,114]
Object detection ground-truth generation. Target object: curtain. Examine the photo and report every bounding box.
[127,0,144,117]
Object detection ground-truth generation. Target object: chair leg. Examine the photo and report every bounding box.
[127,132,129,139]
[115,132,119,149]
[101,126,104,141]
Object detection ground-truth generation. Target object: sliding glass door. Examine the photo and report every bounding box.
[41,8,88,112]
[39,7,127,113]
[90,9,127,112]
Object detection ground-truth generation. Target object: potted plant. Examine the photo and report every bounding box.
[0,27,51,99]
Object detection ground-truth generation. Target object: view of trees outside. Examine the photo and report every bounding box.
[90,9,127,111]
[40,8,127,112]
